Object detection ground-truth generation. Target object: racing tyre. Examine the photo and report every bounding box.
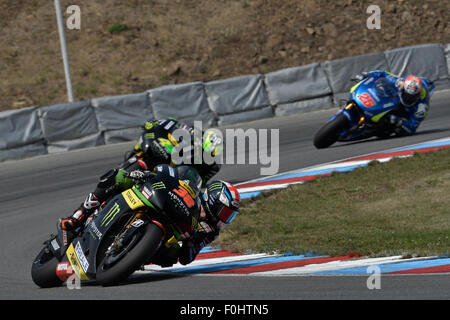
[313,113,349,149]
[96,223,163,286]
[31,247,63,288]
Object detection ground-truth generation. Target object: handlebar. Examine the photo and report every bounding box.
[123,170,155,183]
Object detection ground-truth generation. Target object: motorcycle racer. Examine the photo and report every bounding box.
[179,180,240,265]
[148,169,240,267]
[353,70,435,136]
[60,117,222,232]
[43,164,240,285]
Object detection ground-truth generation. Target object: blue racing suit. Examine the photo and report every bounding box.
[359,70,435,135]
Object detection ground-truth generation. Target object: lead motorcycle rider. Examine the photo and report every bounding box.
[352,70,435,137]
[60,117,222,235]
[141,164,241,267]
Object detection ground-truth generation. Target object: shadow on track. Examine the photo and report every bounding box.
[50,270,191,288]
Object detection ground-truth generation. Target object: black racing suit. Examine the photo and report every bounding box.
[179,225,221,265]
[136,163,222,268]
[150,213,221,267]
[125,117,221,187]
[151,211,222,267]
[67,118,221,225]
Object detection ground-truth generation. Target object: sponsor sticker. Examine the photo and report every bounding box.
[101,202,120,227]
[51,239,60,251]
[122,189,144,210]
[75,242,89,273]
[66,244,90,280]
[131,219,145,228]
[164,120,175,130]
[89,221,103,239]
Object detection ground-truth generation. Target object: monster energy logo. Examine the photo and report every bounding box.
[208,182,223,191]
[152,181,165,190]
[101,203,120,227]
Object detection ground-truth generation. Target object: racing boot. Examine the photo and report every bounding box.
[60,193,101,231]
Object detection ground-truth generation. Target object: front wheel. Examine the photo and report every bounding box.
[96,223,163,286]
[313,113,349,149]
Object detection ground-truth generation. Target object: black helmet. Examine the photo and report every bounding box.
[201,181,240,228]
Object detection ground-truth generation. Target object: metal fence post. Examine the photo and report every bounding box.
[54,0,74,102]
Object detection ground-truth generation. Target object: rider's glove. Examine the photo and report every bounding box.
[389,115,403,127]
[178,239,200,266]
[129,170,146,180]
[389,115,410,136]
[150,244,180,268]
[178,227,220,265]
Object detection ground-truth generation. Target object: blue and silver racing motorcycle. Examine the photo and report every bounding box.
[314,75,402,149]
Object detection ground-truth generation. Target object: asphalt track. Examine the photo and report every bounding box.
[0,90,449,300]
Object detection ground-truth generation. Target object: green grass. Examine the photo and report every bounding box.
[216,148,450,257]
[108,22,128,34]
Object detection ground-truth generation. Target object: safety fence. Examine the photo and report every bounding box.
[1,43,449,162]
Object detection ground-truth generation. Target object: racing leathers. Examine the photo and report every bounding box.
[151,214,221,267]
[356,70,435,136]
[125,118,221,186]
[60,118,221,231]
[141,164,224,268]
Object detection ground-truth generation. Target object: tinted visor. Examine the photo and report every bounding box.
[216,205,238,224]
[401,91,419,106]
[203,188,238,225]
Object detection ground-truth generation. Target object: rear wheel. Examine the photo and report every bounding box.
[96,222,163,286]
[313,113,349,149]
[31,246,63,288]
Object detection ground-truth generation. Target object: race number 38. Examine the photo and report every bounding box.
[173,186,195,208]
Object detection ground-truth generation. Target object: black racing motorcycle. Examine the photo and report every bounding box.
[31,165,202,287]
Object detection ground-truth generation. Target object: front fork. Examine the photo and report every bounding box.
[341,102,365,126]
[104,212,151,256]
[335,103,366,141]
[118,212,180,252]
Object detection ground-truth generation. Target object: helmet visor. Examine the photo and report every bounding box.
[203,188,238,225]
[216,205,238,224]
[401,91,419,106]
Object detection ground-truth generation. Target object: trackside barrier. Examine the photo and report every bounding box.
[384,43,450,90]
[445,43,450,84]
[205,74,271,126]
[264,63,332,116]
[0,43,449,162]
[37,101,101,153]
[0,106,46,161]
[322,51,390,107]
[91,92,152,145]
[148,81,215,127]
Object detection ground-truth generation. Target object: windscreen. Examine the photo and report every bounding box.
[375,78,397,98]
[176,166,202,196]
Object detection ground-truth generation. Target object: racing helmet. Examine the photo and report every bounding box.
[399,75,423,107]
[202,129,223,157]
[201,181,240,228]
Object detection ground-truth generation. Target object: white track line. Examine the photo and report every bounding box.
[249,256,438,276]
[143,253,279,272]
